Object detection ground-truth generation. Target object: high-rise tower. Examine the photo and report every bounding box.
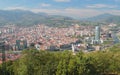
[95,26,100,43]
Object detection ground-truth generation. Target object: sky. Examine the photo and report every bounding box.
[0,0,120,18]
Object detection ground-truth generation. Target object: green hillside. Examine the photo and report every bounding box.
[0,44,120,75]
[0,10,78,27]
[83,13,120,25]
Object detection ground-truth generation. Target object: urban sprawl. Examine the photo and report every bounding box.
[0,23,120,63]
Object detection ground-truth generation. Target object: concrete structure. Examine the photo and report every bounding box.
[95,26,100,43]
[112,31,120,44]
[72,44,75,53]
[16,39,27,50]
[35,44,40,50]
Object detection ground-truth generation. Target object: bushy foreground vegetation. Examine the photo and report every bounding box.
[0,46,120,75]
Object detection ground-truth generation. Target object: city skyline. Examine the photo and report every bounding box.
[0,0,120,18]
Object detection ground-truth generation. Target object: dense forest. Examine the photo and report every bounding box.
[0,44,120,75]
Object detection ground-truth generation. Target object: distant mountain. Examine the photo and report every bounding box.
[86,13,113,21]
[0,10,77,27]
[1,10,120,27]
[83,13,120,24]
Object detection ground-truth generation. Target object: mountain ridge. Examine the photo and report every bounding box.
[82,13,120,24]
[1,10,120,27]
[0,10,76,27]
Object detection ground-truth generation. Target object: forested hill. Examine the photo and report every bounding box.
[0,10,77,27]
[83,13,120,24]
[0,44,120,75]
[1,10,120,27]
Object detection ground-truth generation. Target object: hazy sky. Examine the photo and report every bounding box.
[0,0,120,18]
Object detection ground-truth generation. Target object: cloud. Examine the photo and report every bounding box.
[86,4,117,9]
[29,8,120,18]
[30,8,105,18]
[5,6,27,10]
[40,3,51,7]
[54,0,71,2]
[64,8,103,18]
[106,10,120,15]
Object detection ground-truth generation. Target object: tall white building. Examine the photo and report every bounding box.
[95,26,100,43]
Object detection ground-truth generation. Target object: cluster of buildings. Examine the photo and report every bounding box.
[0,23,120,52]
[0,23,120,63]
[0,52,21,64]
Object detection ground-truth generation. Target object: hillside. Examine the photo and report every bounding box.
[1,10,120,27]
[0,10,78,27]
[0,44,120,75]
[84,13,120,24]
